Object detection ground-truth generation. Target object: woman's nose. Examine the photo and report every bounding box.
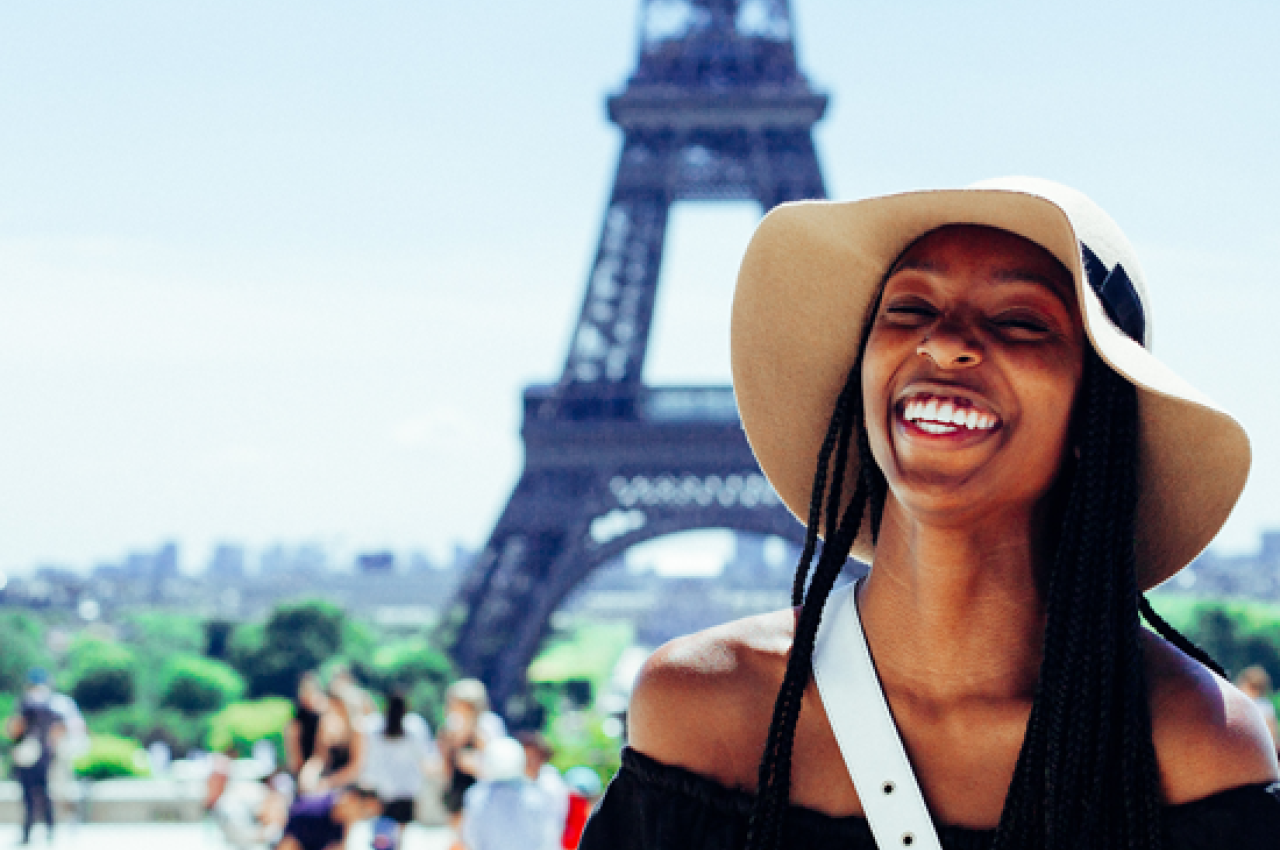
[916,322,982,368]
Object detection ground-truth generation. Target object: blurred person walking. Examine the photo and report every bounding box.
[361,692,435,848]
[5,669,65,845]
[461,737,560,850]
[45,682,88,825]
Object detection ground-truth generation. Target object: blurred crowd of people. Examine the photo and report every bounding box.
[207,668,603,850]
[5,659,606,849]
[10,652,1278,850]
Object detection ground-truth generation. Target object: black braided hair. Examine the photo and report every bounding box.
[746,300,887,850]
[746,327,1218,849]
[991,345,1162,849]
[1138,596,1226,679]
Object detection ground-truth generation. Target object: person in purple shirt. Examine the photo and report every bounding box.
[276,785,382,850]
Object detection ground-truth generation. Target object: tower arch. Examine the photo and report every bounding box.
[442,0,830,717]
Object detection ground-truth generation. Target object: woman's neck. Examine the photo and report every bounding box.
[857,499,1048,704]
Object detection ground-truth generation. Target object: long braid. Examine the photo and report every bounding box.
[747,360,885,850]
[1138,597,1226,678]
[791,374,863,608]
[993,347,1164,849]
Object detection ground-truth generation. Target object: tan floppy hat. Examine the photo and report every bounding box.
[731,177,1250,590]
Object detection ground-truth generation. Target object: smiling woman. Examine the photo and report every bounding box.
[865,226,1084,518]
[579,179,1280,850]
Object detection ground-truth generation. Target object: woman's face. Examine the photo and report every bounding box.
[862,224,1085,525]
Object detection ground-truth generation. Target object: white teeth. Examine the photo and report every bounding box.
[902,395,999,432]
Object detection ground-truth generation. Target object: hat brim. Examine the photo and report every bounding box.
[731,188,1250,591]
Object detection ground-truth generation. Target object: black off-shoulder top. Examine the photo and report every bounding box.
[581,748,1280,850]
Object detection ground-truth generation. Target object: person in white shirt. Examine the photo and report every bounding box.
[360,692,434,844]
[461,737,559,850]
[517,731,569,849]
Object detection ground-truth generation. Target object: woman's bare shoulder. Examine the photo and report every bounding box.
[1143,630,1280,803]
[627,607,795,789]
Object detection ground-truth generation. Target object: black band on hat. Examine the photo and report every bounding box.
[1081,243,1146,345]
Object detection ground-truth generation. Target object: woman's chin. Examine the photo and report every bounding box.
[885,480,1043,531]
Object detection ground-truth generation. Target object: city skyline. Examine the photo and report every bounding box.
[2,1,1278,575]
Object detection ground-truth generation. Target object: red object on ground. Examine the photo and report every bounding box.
[562,792,593,849]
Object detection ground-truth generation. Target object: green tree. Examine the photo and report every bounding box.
[230,600,347,698]
[205,619,235,661]
[86,705,208,757]
[357,639,454,725]
[119,612,206,703]
[73,734,150,780]
[159,654,246,714]
[207,698,293,762]
[0,612,48,694]
[1187,605,1280,681]
[65,637,137,711]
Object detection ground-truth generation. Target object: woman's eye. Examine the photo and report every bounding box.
[993,314,1051,335]
[883,304,936,322]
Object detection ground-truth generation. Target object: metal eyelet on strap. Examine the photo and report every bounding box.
[813,583,943,850]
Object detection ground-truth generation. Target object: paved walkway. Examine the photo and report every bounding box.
[3,820,453,850]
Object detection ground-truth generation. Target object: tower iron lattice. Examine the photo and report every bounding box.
[443,0,834,717]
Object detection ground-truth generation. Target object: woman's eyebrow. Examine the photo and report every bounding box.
[991,267,1074,298]
[891,257,945,275]
[892,259,1072,298]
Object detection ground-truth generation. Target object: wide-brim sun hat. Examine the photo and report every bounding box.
[731,177,1250,591]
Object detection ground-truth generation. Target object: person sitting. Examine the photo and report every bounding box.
[276,784,382,850]
[300,682,366,794]
[362,691,435,847]
[438,678,506,834]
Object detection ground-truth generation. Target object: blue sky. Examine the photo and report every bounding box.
[1,1,1278,574]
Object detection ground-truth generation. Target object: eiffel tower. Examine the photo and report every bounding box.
[442,0,830,717]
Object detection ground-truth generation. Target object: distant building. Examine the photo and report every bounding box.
[1165,532,1280,600]
[406,551,435,572]
[357,551,396,574]
[207,544,246,579]
[259,543,327,576]
[153,542,179,580]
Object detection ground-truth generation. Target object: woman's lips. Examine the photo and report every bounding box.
[897,392,1001,437]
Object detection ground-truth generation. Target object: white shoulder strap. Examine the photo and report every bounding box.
[811,581,943,850]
